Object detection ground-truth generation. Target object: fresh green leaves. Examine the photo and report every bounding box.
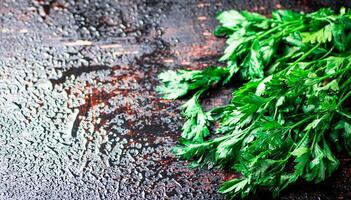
[156,66,229,99]
[157,7,351,199]
[301,24,333,44]
[240,40,265,79]
[216,10,246,29]
[157,66,229,142]
[181,93,211,142]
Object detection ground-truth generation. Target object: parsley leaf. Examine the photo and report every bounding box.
[158,7,351,199]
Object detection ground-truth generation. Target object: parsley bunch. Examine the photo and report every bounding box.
[157,8,351,198]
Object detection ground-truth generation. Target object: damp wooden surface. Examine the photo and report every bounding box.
[1,0,351,199]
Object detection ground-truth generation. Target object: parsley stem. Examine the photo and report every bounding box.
[289,116,315,129]
[293,43,321,64]
[319,46,335,59]
[257,21,299,39]
[337,89,351,107]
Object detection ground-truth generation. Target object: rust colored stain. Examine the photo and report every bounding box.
[64,65,147,135]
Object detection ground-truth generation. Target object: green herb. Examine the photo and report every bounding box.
[158,8,351,198]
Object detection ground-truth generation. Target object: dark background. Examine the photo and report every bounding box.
[1,0,351,199]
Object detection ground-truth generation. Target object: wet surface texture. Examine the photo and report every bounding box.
[1,0,351,199]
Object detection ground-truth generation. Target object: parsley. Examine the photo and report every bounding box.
[157,8,351,198]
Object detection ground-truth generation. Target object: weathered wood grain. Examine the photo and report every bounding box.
[1,0,351,199]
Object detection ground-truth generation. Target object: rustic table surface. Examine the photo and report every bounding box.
[1,0,351,199]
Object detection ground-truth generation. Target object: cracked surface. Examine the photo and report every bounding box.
[1,0,351,199]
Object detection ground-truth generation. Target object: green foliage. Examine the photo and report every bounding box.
[158,7,351,199]
[156,66,229,100]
